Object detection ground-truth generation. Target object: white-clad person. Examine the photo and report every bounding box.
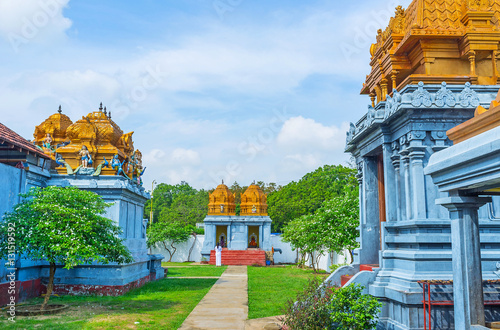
[215,242,222,267]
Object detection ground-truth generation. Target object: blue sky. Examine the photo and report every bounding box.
[0,0,412,189]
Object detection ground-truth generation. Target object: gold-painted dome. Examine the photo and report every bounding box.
[240,183,268,216]
[34,104,137,176]
[33,106,73,157]
[208,181,236,216]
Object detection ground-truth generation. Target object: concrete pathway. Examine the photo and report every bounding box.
[179,266,248,330]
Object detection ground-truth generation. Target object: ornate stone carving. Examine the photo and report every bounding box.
[385,90,402,118]
[411,82,432,107]
[459,82,480,107]
[435,82,456,107]
[346,122,356,144]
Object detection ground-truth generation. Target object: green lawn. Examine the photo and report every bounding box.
[247,265,328,319]
[0,278,217,329]
[167,265,227,277]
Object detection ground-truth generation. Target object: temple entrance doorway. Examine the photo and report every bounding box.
[248,226,259,248]
[216,225,228,248]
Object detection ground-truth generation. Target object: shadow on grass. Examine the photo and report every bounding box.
[0,278,218,329]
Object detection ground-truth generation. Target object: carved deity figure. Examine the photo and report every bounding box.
[249,236,257,248]
[252,205,257,213]
[220,204,225,213]
[43,133,53,150]
[78,145,93,168]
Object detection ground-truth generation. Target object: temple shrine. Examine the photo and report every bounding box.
[328,1,500,329]
[201,182,272,266]
[0,104,163,305]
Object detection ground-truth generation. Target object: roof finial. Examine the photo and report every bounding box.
[222,179,224,185]
[104,106,107,115]
[108,111,112,119]
[58,105,62,114]
[99,102,103,111]
[253,180,256,185]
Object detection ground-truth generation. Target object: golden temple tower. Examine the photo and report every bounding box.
[363,0,500,105]
[34,104,141,177]
[208,181,236,216]
[240,183,268,216]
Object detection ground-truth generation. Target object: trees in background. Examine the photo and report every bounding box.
[281,193,359,271]
[146,184,208,261]
[0,186,132,310]
[267,164,357,233]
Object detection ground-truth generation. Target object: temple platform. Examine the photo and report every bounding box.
[209,249,266,266]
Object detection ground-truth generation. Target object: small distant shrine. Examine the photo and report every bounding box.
[201,181,272,265]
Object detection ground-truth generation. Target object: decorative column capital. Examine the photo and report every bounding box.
[437,195,491,212]
[430,130,448,152]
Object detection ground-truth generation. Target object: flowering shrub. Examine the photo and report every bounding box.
[281,280,382,330]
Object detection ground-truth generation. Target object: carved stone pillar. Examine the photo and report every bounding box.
[391,141,401,222]
[399,135,412,220]
[382,130,397,223]
[408,131,427,220]
[438,195,491,329]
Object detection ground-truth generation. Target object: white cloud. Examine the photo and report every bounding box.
[171,148,201,166]
[0,0,72,50]
[277,116,349,151]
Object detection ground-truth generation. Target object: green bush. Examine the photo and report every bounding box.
[329,284,382,329]
[282,281,382,330]
[281,278,335,330]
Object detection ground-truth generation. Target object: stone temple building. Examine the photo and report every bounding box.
[0,105,163,306]
[201,182,272,265]
[327,1,500,329]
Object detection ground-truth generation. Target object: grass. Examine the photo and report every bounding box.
[167,265,227,277]
[0,277,217,329]
[247,265,328,319]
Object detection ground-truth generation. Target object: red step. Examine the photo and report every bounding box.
[209,249,266,266]
[341,275,354,286]
[360,264,379,272]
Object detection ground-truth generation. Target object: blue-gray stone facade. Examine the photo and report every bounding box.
[341,82,500,330]
[0,156,162,304]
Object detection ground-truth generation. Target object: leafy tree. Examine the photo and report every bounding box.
[157,189,208,261]
[144,182,196,223]
[268,164,357,232]
[314,193,359,263]
[147,221,192,262]
[282,193,359,270]
[0,186,132,310]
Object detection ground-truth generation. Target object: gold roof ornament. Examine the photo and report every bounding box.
[363,0,500,104]
[208,180,236,216]
[33,105,73,156]
[33,104,144,182]
[240,183,268,216]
